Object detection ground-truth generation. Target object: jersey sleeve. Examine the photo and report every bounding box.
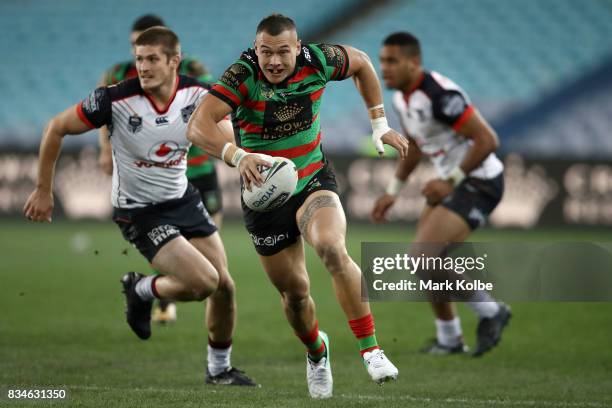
[431,90,474,131]
[209,56,254,111]
[76,87,112,129]
[310,43,350,82]
[193,87,209,108]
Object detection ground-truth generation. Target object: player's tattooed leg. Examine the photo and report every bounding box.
[298,195,338,242]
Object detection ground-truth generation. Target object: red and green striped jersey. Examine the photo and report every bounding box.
[103,55,216,179]
[210,44,349,194]
[186,145,215,178]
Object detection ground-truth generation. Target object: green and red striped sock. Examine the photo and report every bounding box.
[296,321,326,362]
[349,314,380,356]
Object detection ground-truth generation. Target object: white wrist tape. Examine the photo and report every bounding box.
[385,177,405,196]
[221,142,232,164]
[222,142,248,168]
[230,148,248,168]
[371,116,391,154]
[369,103,385,111]
[447,167,466,187]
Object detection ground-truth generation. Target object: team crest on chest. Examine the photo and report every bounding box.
[261,85,274,99]
[128,114,143,133]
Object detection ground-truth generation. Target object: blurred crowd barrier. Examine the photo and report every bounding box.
[1,147,611,228]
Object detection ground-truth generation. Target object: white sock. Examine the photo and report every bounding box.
[435,317,462,348]
[207,344,232,376]
[467,290,500,318]
[134,275,156,301]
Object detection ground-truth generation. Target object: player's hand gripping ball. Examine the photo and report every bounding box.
[242,155,298,212]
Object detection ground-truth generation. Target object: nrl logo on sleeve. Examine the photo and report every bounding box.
[181,103,196,123]
[128,114,143,133]
[83,90,102,113]
[441,93,467,117]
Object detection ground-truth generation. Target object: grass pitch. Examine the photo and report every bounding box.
[1,220,611,407]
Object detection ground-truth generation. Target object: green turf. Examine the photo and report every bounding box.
[1,220,611,407]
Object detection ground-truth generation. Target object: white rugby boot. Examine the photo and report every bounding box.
[306,331,333,399]
[363,348,398,384]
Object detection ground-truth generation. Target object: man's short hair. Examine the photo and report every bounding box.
[132,14,166,32]
[134,27,180,59]
[383,32,421,57]
[256,13,297,36]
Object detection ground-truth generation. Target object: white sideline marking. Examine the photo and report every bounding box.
[339,394,609,408]
[56,385,609,407]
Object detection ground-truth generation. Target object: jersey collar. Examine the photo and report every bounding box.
[143,75,180,115]
[402,71,426,101]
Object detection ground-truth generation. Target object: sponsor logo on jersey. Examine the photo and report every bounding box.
[134,141,186,168]
[221,62,250,89]
[263,96,313,140]
[306,178,322,192]
[147,224,179,246]
[249,232,289,247]
[302,46,311,62]
[128,114,143,133]
[155,116,169,126]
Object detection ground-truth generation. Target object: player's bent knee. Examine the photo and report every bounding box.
[282,292,310,313]
[215,274,236,298]
[314,238,349,273]
[190,271,219,301]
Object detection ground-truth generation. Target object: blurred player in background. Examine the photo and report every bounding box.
[188,14,409,399]
[372,32,511,356]
[25,27,256,386]
[98,14,223,324]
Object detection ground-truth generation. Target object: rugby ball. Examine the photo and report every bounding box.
[242,155,298,212]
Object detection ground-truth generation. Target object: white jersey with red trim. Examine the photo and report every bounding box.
[77,75,207,208]
[391,71,503,179]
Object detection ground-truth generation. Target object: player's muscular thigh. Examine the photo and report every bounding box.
[296,190,344,243]
[297,191,350,273]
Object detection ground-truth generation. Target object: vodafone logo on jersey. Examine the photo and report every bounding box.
[134,141,186,168]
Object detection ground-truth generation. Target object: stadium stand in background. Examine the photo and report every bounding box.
[0,0,358,146]
[1,0,612,157]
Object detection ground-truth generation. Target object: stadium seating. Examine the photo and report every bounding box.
[1,0,612,156]
[325,0,612,103]
[318,0,612,152]
[499,56,612,158]
[0,0,357,143]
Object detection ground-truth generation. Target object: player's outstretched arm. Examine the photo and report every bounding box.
[342,45,409,158]
[187,94,270,191]
[371,137,422,223]
[23,105,91,222]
